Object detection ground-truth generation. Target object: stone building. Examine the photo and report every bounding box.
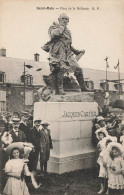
[0,49,48,114]
[0,48,124,114]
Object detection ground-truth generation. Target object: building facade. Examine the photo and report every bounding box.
[0,49,124,114]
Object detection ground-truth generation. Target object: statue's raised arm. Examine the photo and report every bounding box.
[42,13,92,95]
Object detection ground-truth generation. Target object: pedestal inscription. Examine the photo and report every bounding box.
[34,100,98,174]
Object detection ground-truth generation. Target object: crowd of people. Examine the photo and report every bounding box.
[92,113,124,195]
[0,111,53,195]
[0,110,124,195]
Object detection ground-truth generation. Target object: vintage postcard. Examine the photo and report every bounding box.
[0,0,124,194]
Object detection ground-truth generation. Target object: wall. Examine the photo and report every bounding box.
[34,101,98,174]
[0,84,42,114]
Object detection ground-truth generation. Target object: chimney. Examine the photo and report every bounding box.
[34,53,39,61]
[0,48,6,57]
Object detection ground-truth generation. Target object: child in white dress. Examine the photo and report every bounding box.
[97,136,116,194]
[106,142,124,195]
[3,147,31,195]
[95,128,108,153]
[95,129,108,194]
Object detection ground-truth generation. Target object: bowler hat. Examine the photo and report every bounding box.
[13,112,20,118]
[29,115,33,120]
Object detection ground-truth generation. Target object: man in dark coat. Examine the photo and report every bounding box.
[19,112,31,142]
[40,121,53,176]
[28,118,42,176]
[1,113,12,136]
[9,118,27,143]
[0,139,8,193]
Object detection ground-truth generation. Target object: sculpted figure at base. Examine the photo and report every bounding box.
[42,13,91,95]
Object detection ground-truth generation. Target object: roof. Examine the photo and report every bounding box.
[0,56,124,91]
[83,68,124,91]
[0,56,50,85]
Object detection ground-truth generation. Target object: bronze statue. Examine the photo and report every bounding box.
[42,13,91,95]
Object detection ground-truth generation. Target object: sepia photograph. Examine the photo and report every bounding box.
[0,0,124,194]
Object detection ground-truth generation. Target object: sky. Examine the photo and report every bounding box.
[0,0,124,73]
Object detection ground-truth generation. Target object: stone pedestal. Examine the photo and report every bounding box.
[34,92,98,174]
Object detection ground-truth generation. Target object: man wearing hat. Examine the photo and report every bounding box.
[0,113,12,145]
[42,13,91,95]
[28,118,42,176]
[97,116,106,128]
[19,112,31,142]
[1,113,12,135]
[9,118,27,143]
[40,121,53,176]
[27,115,33,130]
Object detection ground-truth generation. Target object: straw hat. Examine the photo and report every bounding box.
[95,127,108,140]
[96,116,104,122]
[11,118,20,123]
[41,121,50,126]
[34,118,42,123]
[5,142,24,156]
[107,142,124,156]
[102,135,117,146]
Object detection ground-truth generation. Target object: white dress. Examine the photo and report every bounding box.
[120,135,124,147]
[3,159,30,195]
[107,157,124,189]
[97,139,105,152]
[97,147,109,178]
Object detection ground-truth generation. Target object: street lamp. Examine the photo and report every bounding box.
[23,62,33,110]
[23,62,42,110]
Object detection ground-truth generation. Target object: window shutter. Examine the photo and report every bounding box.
[0,91,6,101]
[25,91,33,105]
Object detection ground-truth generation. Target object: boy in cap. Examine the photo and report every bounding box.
[40,121,53,176]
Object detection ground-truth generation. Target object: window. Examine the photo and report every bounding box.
[0,101,6,112]
[0,90,6,113]
[100,80,109,91]
[21,74,33,85]
[25,91,33,105]
[84,79,94,90]
[120,93,124,100]
[0,72,6,83]
[114,83,122,91]
[26,76,31,85]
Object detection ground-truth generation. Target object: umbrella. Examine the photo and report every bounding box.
[109,99,124,110]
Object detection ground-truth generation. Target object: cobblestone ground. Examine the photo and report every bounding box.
[28,168,100,195]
